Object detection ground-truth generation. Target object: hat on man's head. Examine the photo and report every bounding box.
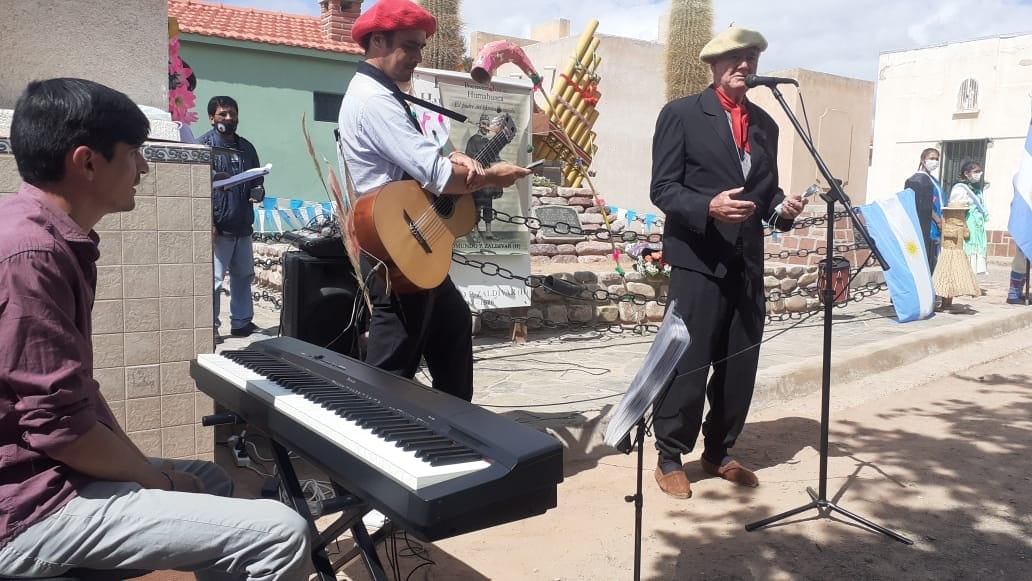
[699,26,767,64]
[351,0,437,47]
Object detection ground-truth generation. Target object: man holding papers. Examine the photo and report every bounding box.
[199,95,264,342]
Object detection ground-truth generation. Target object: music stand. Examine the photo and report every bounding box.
[604,303,690,581]
[742,82,912,544]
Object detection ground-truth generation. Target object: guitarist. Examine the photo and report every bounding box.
[337,0,530,402]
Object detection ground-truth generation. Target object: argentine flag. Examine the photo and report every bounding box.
[1008,114,1032,259]
[858,189,935,322]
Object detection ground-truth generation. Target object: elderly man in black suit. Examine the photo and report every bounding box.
[649,26,808,499]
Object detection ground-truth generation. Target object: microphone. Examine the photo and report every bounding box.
[745,74,799,88]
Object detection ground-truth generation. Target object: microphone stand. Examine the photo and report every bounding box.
[743,83,912,545]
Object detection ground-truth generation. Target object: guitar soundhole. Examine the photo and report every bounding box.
[435,195,456,218]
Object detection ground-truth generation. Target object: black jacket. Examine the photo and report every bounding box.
[650,86,792,278]
[198,130,263,236]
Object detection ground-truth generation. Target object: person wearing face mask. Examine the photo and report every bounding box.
[648,26,807,499]
[904,148,944,278]
[198,96,264,343]
[948,160,989,275]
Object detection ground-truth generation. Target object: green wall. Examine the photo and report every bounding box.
[180,35,360,203]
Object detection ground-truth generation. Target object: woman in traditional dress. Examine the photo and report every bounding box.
[933,205,981,310]
[948,160,989,274]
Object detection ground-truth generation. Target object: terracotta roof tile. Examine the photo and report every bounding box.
[168,0,363,55]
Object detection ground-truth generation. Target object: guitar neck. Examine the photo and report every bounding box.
[474,125,513,165]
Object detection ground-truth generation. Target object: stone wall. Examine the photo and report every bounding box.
[0,139,217,461]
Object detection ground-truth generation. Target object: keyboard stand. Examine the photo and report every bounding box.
[270,440,390,581]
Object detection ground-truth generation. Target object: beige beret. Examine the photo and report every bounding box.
[699,26,768,64]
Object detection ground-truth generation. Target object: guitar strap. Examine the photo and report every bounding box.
[356,62,467,133]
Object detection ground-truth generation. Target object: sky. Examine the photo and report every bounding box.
[217,0,1032,81]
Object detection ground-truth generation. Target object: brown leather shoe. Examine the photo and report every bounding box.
[655,466,692,499]
[700,457,759,488]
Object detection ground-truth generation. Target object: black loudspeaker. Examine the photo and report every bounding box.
[281,251,362,357]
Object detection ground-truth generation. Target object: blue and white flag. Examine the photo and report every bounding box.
[858,189,935,322]
[253,197,334,233]
[1008,114,1032,259]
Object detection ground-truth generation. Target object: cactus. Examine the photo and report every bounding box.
[665,0,714,101]
[419,0,466,71]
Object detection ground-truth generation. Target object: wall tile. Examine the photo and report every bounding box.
[159,264,194,297]
[191,165,212,197]
[107,400,126,429]
[92,333,125,369]
[123,265,159,299]
[93,367,126,402]
[191,198,212,231]
[195,327,214,355]
[92,299,124,334]
[161,393,195,427]
[124,299,159,333]
[125,397,161,432]
[162,425,196,458]
[157,197,193,231]
[156,163,193,198]
[136,168,157,196]
[194,295,214,328]
[96,232,123,267]
[159,297,194,330]
[96,265,123,301]
[0,157,20,192]
[160,361,195,395]
[123,196,157,230]
[193,231,213,264]
[157,231,193,264]
[124,331,159,366]
[194,393,214,422]
[195,425,215,455]
[128,429,163,457]
[126,365,160,399]
[194,264,213,297]
[159,329,195,363]
[95,213,121,231]
[122,231,157,265]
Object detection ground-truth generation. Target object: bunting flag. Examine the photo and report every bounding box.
[858,189,935,322]
[1008,113,1032,259]
[253,197,335,233]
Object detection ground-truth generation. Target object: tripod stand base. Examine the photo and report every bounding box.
[745,487,913,545]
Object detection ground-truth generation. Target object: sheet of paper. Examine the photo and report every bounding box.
[213,163,271,189]
[604,301,691,451]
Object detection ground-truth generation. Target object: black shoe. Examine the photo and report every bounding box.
[230,322,259,337]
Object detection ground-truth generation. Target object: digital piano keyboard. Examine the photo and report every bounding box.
[190,336,563,542]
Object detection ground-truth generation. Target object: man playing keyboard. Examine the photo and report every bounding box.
[0,78,310,579]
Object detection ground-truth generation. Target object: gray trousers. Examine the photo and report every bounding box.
[0,459,311,580]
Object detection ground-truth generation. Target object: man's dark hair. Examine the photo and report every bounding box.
[10,78,150,186]
[361,31,395,52]
[207,96,239,116]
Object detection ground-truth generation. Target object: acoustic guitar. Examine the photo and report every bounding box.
[354,114,518,293]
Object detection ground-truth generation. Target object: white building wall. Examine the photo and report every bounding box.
[868,33,1032,233]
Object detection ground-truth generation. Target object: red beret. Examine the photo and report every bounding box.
[351,0,437,46]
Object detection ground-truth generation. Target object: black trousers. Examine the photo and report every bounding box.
[363,265,474,401]
[653,262,765,464]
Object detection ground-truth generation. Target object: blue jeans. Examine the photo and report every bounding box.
[213,233,255,330]
[0,459,311,580]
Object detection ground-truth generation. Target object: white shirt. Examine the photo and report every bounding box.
[336,72,452,196]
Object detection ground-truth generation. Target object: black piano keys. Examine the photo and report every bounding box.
[221,349,484,467]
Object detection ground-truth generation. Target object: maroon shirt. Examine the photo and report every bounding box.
[0,183,117,547]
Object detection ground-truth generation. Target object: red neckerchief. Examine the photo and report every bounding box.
[715,86,750,153]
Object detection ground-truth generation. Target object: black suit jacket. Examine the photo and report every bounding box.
[650,86,792,278]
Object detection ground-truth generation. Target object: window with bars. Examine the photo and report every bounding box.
[941,139,987,191]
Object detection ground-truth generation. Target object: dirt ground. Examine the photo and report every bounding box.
[324,328,1032,581]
